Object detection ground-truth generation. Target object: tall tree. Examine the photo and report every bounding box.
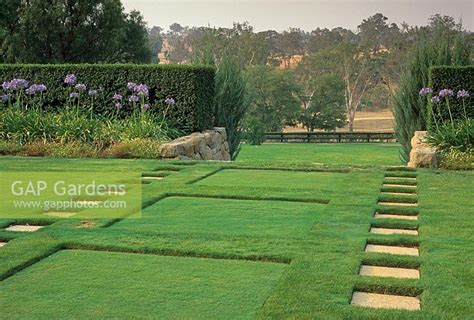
[0,0,150,63]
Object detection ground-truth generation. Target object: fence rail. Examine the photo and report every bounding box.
[264,132,397,143]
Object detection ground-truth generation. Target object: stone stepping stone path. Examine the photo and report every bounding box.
[352,167,422,311]
[374,213,418,220]
[370,227,418,236]
[365,244,419,256]
[359,265,420,279]
[4,225,44,232]
[351,292,421,311]
[142,176,164,180]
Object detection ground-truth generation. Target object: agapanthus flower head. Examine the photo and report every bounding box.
[88,89,98,97]
[69,92,80,99]
[127,82,137,90]
[113,93,123,101]
[457,89,470,99]
[0,94,10,102]
[25,84,47,95]
[3,78,29,90]
[142,103,151,110]
[165,97,176,106]
[64,74,77,85]
[134,83,149,96]
[438,89,454,98]
[419,87,433,96]
[75,83,87,91]
[431,96,440,104]
[129,95,139,103]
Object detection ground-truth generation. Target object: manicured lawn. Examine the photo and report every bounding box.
[0,250,286,318]
[237,143,402,166]
[0,143,472,319]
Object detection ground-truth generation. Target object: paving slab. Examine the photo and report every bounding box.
[365,244,419,256]
[375,213,418,220]
[370,227,418,236]
[142,176,164,180]
[383,184,417,188]
[0,242,7,247]
[351,291,420,311]
[44,211,78,218]
[384,176,417,181]
[378,201,418,207]
[381,192,416,196]
[359,265,420,279]
[4,225,44,232]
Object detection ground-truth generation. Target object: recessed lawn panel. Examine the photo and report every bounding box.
[113,196,319,238]
[0,250,287,319]
[195,168,348,190]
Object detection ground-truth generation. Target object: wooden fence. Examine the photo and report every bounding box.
[264,132,397,143]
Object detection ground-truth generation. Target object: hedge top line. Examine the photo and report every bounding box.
[0,63,215,72]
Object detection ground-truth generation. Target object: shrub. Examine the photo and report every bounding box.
[0,140,22,155]
[103,139,163,159]
[214,53,252,159]
[427,119,473,153]
[438,149,474,170]
[22,141,99,158]
[429,66,474,122]
[243,117,266,145]
[0,64,215,132]
[393,33,471,163]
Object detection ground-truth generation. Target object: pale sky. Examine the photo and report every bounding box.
[122,0,473,32]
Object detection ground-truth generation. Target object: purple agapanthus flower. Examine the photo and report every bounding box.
[134,83,149,96]
[129,95,139,103]
[431,96,440,104]
[64,74,77,85]
[1,94,10,102]
[142,103,151,110]
[88,89,98,97]
[69,92,80,99]
[3,79,29,90]
[127,82,137,90]
[113,93,123,101]
[438,89,454,98]
[457,89,470,98]
[25,84,47,95]
[75,83,87,91]
[419,87,433,96]
[165,97,176,105]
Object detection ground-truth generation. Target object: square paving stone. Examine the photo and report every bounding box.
[351,291,420,311]
[359,265,420,279]
[4,225,44,232]
[378,201,418,207]
[374,213,418,220]
[370,227,418,235]
[365,244,419,256]
[0,242,7,247]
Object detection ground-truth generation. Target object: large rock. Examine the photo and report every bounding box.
[159,127,231,161]
[408,131,438,168]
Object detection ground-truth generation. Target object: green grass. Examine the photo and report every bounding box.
[237,143,402,166]
[0,143,472,319]
[0,250,287,319]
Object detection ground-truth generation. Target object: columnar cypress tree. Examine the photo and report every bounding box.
[393,32,470,163]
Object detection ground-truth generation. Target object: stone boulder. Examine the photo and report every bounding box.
[159,127,231,161]
[408,131,438,168]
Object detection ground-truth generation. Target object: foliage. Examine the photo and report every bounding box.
[427,119,473,153]
[393,31,471,163]
[438,148,474,170]
[429,66,474,121]
[0,64,215,132]
[243,117,266,145]
[103,138,163,159]
[214,52,252,159]
[245,66,301,131]
[0,0,150,63]
[298,74,346,131]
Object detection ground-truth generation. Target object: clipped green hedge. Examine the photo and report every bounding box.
[0,64,215,132]
[429,66,474,121]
